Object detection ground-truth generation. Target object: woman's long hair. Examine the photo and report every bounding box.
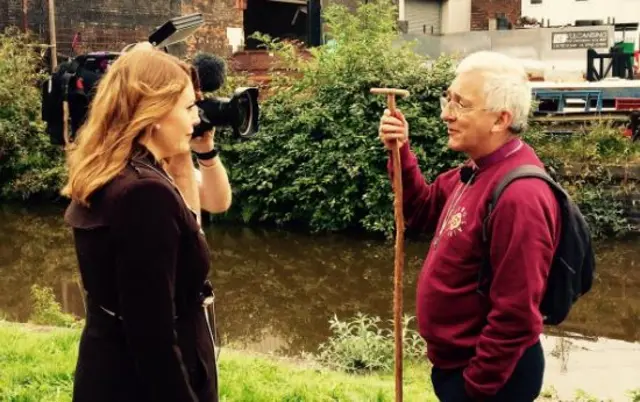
[61,48,199,206]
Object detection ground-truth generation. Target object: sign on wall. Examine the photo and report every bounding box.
[552,30,609,50]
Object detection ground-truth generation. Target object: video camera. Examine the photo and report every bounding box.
[41,13,260,146]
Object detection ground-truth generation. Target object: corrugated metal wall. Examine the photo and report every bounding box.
[405,0,441,35]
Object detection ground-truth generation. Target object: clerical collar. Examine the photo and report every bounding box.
[474,137,523,169]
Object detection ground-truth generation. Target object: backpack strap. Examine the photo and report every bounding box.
[478,164,564,296]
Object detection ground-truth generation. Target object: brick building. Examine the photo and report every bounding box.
[0,0,327,61]
[0,0,243,58]
[401,0,522,35]
[471,0,521,31]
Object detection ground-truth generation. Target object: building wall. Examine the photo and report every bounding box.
[405,0,441,35]
[441,0,471,34]
[405,25,615,78]
[0,0,243,59]
[471,0,521,31]
[522,0,640,27]
[182,0,243,56]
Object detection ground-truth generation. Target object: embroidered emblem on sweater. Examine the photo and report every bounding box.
[445,206,467,237]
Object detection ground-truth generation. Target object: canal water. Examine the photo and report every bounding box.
[1,202,638,357]
[3,202,640,399]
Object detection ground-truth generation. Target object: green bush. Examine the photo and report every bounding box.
[0,28,66,201]
[0,8,637,240]
[29,285,82,328]
[215,0,639,239]
[524,124,638,239]
[215,0,462,237]
[312,313,426,373]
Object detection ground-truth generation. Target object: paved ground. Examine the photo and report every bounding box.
[539,334,640,401]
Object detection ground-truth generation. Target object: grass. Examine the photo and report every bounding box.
[0,322,79,401]
[0,321,436,402]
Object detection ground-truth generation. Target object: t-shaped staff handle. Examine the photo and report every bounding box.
[371,88,410,116]
[370,87,410,402]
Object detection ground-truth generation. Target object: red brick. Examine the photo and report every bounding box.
[1,0,361,65]
[182,0,243,58]
[471,0,522,31]
[0,0,243,60]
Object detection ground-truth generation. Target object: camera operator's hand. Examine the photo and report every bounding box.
[190,130,216,155]
[379,108,408,150]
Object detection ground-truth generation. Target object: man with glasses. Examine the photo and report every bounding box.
[378,51,560,401]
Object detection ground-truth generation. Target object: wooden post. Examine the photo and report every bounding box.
[370,87,410,402]
[22,0,28,33]
[47,0,57,71]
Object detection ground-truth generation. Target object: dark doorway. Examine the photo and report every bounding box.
[244,0,308,49]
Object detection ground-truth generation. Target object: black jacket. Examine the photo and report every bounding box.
[65,149,217,402]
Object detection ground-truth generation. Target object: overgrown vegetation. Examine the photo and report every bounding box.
[216,1,459,237]
[0,28,66,201]
[1,2,639,240]
[29,284,82,329]
[214,0,639,239]
[525,124,638,239]
[1,286,638,401]
[311,313,426,373]
[0,322,438,401]
[0,285,437,401]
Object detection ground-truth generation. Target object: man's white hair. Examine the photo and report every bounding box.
[455,51,532,133]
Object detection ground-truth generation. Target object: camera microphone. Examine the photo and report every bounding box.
[192,53,226,93]
[190,53,260,139]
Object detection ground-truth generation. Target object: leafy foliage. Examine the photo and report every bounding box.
[29,285,82,328]
[215,0,639,239]
[0,28,66,201]
[0,8,638,241]
[524,124,639,239]
[215,0,461,237]
[312,313,426,373]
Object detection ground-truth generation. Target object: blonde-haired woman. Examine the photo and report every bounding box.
[63,45,230,402]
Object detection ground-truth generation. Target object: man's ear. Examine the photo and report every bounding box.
[491,110,514,133]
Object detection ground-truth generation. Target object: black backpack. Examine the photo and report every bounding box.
[478,165,596,325]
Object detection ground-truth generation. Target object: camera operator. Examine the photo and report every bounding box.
[113,41,231,222]
[165,125,232,224]
[63,44,227,402]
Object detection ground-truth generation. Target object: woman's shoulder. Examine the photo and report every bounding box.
[65,161,182,229]
[105,162,181,209]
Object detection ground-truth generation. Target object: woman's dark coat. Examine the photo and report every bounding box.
[65,150,217,402]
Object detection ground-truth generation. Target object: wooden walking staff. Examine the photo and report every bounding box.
[370,87,410,402]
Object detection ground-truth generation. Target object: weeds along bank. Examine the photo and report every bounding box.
[0,321,436,402]
[0,285,436,401]
[1,285,639,401]
[1,0,639,240]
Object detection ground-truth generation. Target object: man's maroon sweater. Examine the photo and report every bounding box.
[388,138,561,399]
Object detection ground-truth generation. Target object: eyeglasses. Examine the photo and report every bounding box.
[440,96,478,116]
[440,91,492,116]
